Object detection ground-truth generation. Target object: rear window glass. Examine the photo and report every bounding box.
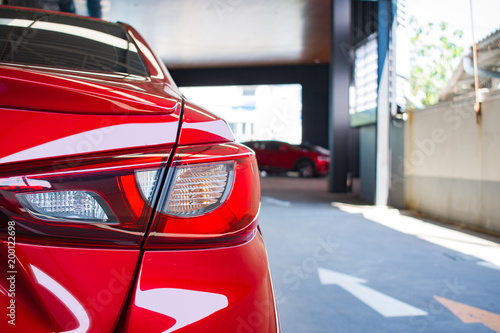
[0,7,148,76]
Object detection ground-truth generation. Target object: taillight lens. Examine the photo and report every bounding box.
[135,169,160,202]
[163,162,235,216]
[0,143,260,249]
[17,190,116,223]
[317,155,330,162]
[0,148,170,247]
[145,143,260,249]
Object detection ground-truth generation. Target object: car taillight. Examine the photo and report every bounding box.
[317,155,330,162]
[135,169,160,202]
[163,162,235,216]
[16,190,116,223]
[145,143,260,249]
[0,148,169,247]
[0,143,260,250]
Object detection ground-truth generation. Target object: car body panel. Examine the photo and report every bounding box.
[121,233,278,333]
[0,242,139,332]
[178,101,234,146]
[0,107,181,165]
[0,65,181,115]
[119,23,180,94]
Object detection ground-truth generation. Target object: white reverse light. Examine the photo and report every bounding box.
[163,162,235,216]
[136,169,160,202]
[17,190,115,223]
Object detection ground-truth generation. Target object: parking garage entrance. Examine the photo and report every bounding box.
[181,84,303,145]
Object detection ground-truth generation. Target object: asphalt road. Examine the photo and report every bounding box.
[259,176,500,333]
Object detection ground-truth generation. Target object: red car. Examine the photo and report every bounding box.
[243,141,330,177]
[0,6,279,333]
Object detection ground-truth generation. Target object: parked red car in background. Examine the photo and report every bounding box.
[0,6,279,333]
[243,141,330,177]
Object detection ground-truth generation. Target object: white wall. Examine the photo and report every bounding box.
[404,90,500,233]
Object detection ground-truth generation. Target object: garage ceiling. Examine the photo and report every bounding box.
[106,0,331,69]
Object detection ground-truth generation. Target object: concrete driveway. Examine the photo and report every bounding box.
[259,176,500,333]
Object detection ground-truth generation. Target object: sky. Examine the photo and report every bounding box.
[406,0,500,48]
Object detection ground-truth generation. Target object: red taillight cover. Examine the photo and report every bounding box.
[0,143,260,249]
[0,148,171,247]
[145,143,260,249]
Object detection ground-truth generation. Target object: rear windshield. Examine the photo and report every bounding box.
[0,7,148,76]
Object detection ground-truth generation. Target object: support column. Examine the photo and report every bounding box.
[328,0,352,193]
[375,0,394,205]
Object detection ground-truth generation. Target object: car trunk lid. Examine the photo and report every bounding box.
[0,65,180,115]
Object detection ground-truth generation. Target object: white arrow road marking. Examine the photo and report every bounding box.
[262,196,291,207]
[135,286,228,333]
[318,267,428,317]
[31,265,90,333]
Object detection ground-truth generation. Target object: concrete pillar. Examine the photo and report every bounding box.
[328,0,352,193]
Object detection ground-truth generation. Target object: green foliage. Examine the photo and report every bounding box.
[408,17,464,108]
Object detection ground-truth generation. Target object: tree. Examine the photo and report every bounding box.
[408,18,464,108]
